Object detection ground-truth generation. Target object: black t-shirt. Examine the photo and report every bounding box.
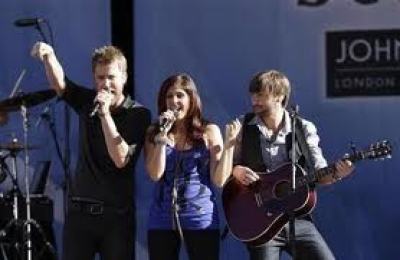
[62,80,151,207]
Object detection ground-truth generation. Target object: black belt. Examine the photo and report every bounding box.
[68,197,131,216]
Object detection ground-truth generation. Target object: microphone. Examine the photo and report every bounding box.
[14,18,45,27]
[89,102,101,117]
[89,87,110,117]
[159,108,180,132]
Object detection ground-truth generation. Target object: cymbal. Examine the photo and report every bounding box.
[0,89,56,112]
[0,142,39,152]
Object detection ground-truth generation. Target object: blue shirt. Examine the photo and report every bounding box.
[148,143,219,230]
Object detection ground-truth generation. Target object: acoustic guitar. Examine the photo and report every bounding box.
[222,140,392,247]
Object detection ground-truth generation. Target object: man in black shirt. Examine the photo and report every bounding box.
[31,42,151,260]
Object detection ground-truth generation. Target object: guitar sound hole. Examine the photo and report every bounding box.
[274,181,291,199]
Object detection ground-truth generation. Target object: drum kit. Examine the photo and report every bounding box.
[0,89,56,260]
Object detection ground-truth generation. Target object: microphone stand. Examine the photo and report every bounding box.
[288,105,299,260]
[33,22,49,45]
[40,104,70,218]
[63,101,71,219]
[40,19,71,220]
[40,18,71,220]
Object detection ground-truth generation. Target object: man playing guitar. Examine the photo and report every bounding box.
[221,70,354,260]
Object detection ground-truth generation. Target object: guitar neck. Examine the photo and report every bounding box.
[311,166,337,184]
[284,140,390,188]
[296,165,336,187]
[301,148,375,185]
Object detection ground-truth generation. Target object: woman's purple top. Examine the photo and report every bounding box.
[148,142,219,230]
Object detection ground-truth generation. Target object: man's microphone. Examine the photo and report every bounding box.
[14,18,45,27]
[89,102,101,117]
[159,108,180,132]
[90,87,110,117]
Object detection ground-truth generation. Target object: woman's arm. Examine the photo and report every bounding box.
[144,126,169,181]
[209,120,241,187]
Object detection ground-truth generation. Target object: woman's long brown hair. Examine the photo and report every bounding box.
[149,73,208,144]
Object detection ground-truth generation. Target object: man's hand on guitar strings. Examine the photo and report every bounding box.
[232,165,260,186]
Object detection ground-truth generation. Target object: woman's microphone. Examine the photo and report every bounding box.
[159,108,180,132]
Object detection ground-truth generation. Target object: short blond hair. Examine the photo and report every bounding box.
[91,45,127,73]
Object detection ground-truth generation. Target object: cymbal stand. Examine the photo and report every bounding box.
[20,104,33,260]
[10,144,20,222]
[20,105,56,260]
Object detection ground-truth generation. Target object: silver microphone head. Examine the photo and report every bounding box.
[159,107,181,132]
[89,86,111,117]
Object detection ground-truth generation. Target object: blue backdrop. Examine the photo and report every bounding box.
[134,1,400,260]
[1,1,399,259]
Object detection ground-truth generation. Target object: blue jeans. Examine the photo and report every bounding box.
[247,219,335,260]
